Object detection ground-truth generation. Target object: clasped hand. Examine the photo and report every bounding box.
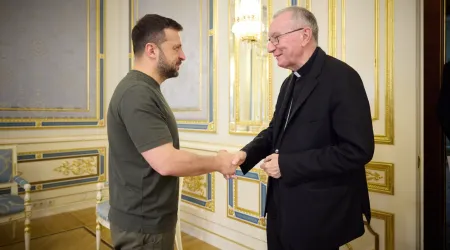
[216,150,247,179]
[216,151,281,179]
[261,153,281,179]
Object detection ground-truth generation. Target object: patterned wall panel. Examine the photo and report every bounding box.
[366,162,394,195]
[16,148,106,193]
[0,0,105,129]
[181,174,215,212]
[130,0,217,132]
[227,168,267,229]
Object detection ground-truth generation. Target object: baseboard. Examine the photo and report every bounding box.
[27,187,109,219]
[32,199,96,219]
[180,210,267,250]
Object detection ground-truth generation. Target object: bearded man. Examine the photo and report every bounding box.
[106,14,237,250]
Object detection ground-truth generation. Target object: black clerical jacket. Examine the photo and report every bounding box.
[240,47,374,249]
[438,62,450,141]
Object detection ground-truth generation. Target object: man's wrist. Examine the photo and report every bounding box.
[239,150,247,163]
[212,154,223,172]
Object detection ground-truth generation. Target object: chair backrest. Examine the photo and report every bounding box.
[0,145,17,185]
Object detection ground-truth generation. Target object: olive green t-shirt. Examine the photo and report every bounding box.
[107,70,180,233]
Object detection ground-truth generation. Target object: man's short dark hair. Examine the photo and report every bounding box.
[131,14,183,55]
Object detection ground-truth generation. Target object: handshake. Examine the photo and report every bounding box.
[214,151,282,179]
[214,150,247,179]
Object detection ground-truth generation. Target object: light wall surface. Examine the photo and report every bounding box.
[0,0,421,249]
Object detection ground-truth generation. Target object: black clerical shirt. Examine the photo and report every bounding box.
[282,47,319,130]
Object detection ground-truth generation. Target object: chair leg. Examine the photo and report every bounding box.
[175,218,182,250]
[23,183,32,250]
[12,220,16,239]
[96,219,101,250]
[24,218,30,250]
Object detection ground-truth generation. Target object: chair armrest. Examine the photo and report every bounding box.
[96,181,108,203]
[13,176,31,191]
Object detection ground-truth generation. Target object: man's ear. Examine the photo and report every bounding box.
[302,28,313,46]
[144,43,158,59]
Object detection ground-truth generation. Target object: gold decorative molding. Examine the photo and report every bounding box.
[365,162,394,195]
[306,0,311,9]
[17,147,106,193]
[343,243,353,249]
[183,176,207,198]
[227,168,267,229]
[97,174,106,182]
[328,0,337,57]
[345,209,394,250]
[372,0,380,120]
[364,221,381,250]
[181,173,215,212]
[53,157,97,176]
[372,209,394,250]
[374,0,394,144]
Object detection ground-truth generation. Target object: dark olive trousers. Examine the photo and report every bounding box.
[110,224,175,250]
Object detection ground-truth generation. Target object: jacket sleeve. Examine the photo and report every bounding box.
[278,69,375,185]
[240,77,290,175]
[240,119,275,175]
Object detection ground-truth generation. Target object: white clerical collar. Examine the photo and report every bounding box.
[293,71,301,78]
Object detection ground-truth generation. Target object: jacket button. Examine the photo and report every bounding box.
[275,149,279,153]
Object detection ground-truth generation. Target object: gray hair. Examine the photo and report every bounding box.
[273,6,319,43]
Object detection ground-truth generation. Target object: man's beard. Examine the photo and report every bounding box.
[157,51,179,79]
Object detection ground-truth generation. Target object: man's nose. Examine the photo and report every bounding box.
[267,42,276,53]
[179,51,186,61]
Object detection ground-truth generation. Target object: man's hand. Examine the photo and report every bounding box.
[223,151,247,180]
[216,150,238,176]
[261,153,281,178]
[232,151,247,165]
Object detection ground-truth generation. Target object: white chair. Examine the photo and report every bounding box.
[96,178,183,250]
[0,145,32,250]
[175,177,183,250]
[95,181,109,250]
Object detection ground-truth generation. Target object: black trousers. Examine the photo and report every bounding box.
[266,216,339,250]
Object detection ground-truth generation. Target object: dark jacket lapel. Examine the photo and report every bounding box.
[284,48,326,128]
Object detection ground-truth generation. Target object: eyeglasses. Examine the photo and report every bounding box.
[268,28,304,46]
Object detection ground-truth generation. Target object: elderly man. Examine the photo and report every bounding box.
[231,6,374,250]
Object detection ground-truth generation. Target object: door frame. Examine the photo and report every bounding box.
[423,0,447,249]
